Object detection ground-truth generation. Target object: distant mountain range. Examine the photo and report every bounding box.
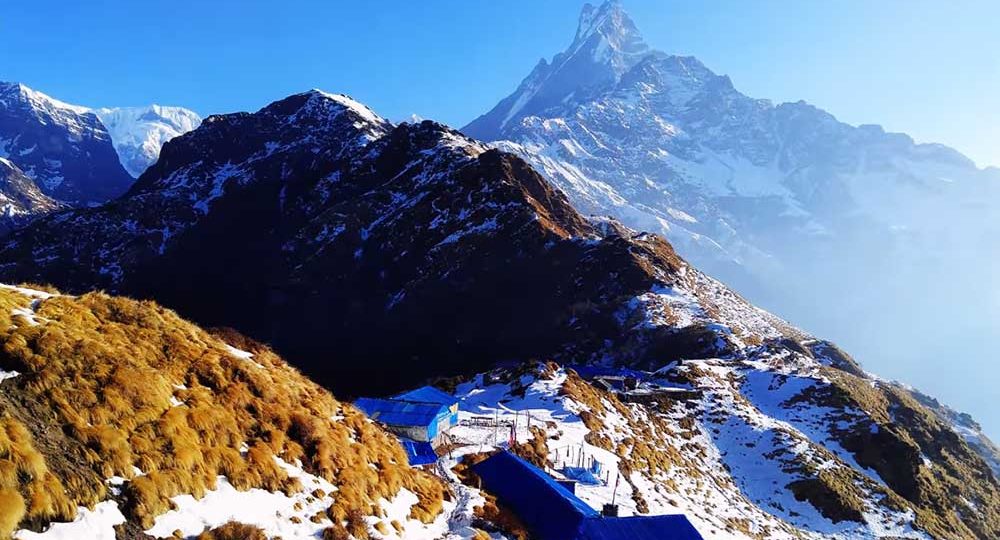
[0,82,133,206]
[0,81,200,226]
[93,104,202,178]
[464,1,1000,422]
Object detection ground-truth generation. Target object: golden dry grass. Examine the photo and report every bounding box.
[509,425,550,469]
[0,286,443,537]
[0,489,26,538]
[196,521,268,540]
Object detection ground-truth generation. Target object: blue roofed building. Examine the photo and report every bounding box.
[579,515,704,540]
[472,451,703,540]
[394,385,460,426]
[354,386,459,448]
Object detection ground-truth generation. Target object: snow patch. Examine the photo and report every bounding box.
[15,501,125,540]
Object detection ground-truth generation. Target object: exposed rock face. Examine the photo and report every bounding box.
[0,158,63,234]
[0,82,134,205]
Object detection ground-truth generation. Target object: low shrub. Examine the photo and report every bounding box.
[196,521,268,540]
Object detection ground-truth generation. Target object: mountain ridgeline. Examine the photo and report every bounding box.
[0,85,997,538]
[464,1,1000,426]
[0,89,706,395]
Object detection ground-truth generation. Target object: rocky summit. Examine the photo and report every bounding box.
[465,1,1000,404]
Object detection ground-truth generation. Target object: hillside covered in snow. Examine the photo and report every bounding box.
[0,159,63,235]
[435,310,1000,539]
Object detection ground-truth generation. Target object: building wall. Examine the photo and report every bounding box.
[388,424,430,442]
[384,409,455,443]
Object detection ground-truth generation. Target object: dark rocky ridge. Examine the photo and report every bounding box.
[0,90,710,396]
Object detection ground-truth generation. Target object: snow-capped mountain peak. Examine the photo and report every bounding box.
[0,81,91,115]
[573,0,649,74]
[465,4,1000,447]
[305,89,387,125]
[464,1,652,139]
[0,81,100,138]
[93,104,202,178]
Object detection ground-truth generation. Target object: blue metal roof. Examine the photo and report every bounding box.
[473,451,598,539]
[354,397,449,428]
[397,437,438,466]
[393,385,459,407]
[568,364,650,381]
[579,515,703,540]
[472,451,703,540]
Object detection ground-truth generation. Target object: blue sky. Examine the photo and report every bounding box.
[2,0,998,167]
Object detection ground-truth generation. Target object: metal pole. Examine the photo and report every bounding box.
[611,473,620,506]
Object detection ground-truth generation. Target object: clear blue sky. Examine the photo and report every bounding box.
[2,0,998,167]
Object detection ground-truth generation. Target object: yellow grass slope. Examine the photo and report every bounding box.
[0,285,443,538]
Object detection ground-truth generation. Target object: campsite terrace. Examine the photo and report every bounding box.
[355,371,706,539]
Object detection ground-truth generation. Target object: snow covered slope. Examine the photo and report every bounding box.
[438,284,1000,539]
[0,82,133,206]
[93,105,202,178]
[464,1,1000,425]
[0,158,63,234]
